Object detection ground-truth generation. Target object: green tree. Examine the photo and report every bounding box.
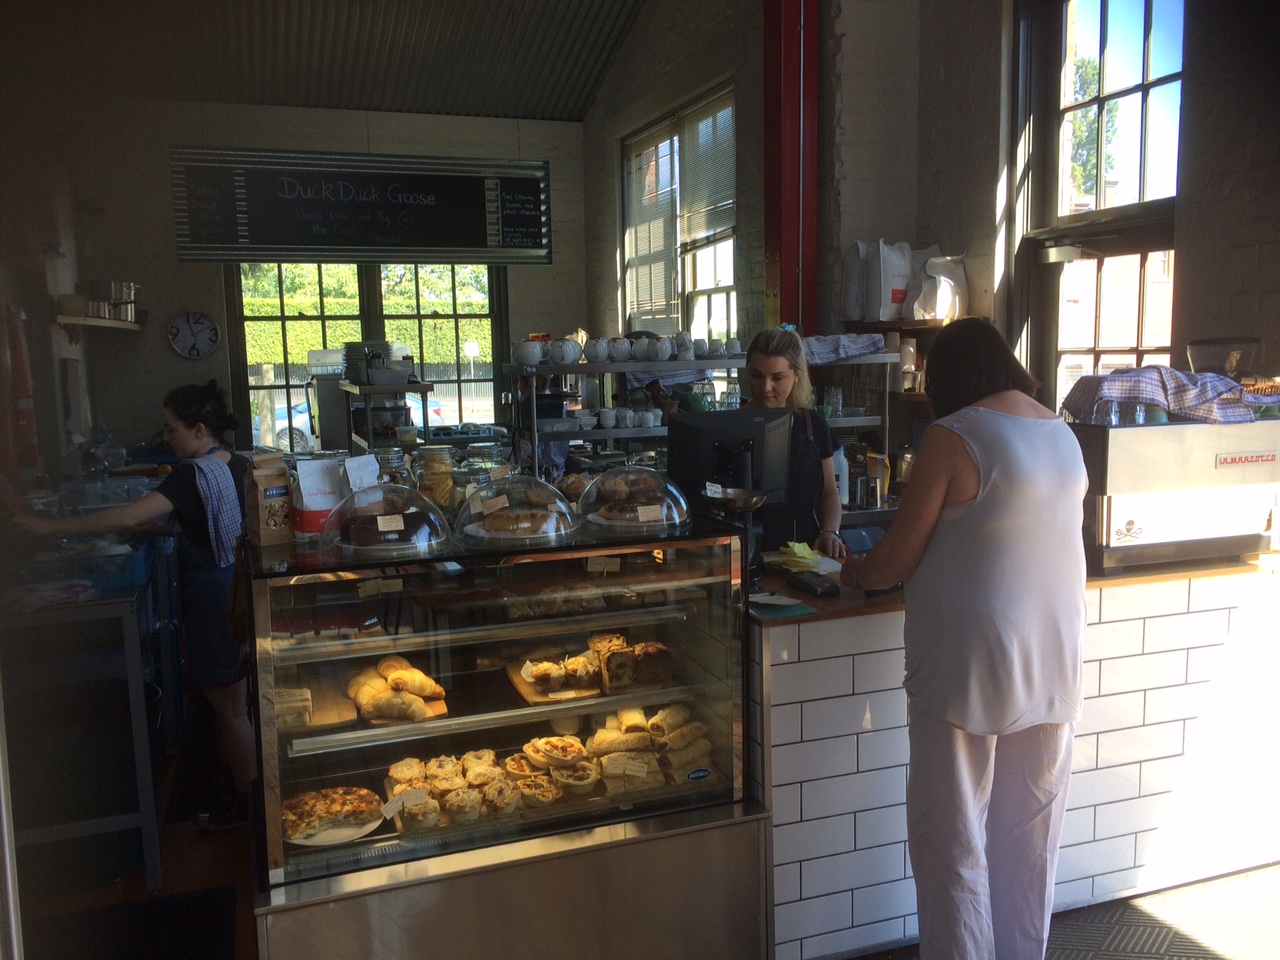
[1071,56,1119,200]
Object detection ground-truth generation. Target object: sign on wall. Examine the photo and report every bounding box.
[170,148,552,264]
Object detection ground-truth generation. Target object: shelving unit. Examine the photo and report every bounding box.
[340,380,434,456]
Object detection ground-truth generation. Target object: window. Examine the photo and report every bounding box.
[623,87,736,337]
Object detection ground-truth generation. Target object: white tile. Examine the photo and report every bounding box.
[802,843,904,898]
[1082,660,1101,698]
[774,735,860,786]
[1097,720,1184,768]
[1134,828,1159,867]
[1139,756,1184,795]
[1098,650,1187,695]
[1187,644,1226,682]
[772,703,802,745]
[774,891,851,943]
[904,913,919,938]
[803,689,907,739]
[801,610,904,660]
[773,658,853,705]
[1085,587,1101,625]
[1055,835,1135,882]
[1072,734,1098,772]
[773,814,856,865]
[775,940,801,960]
[854,878,918,925]
[1077,691,1145,736]
[1145,682,1207,724]
[802,918,905,960]
[1189,570,1268,611]
[853,649,906,694]
[1060,806,1096,846]
[1099,579,1188,621]
[803,767,905,819]
[1084,618,1144,661]
[773,784,802,825]
[856,808,908,848]
[1066,763,1141,809]
[1053,878,1095,910]
[768,623,800,666]
[1092,867,1143,899]
[775,862,801,904]
[858,727,910,770]
[1143,609,1230,652]
[1094,793,1171,839]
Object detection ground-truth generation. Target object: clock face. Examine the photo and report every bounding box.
[168,311,220,359]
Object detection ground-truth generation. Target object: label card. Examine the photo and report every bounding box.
[465,482,478,498]
[489,464,511,482]
[587,556,621,573]
[382,796,404,818]
[603,754,629,777]
[467,493,483,516]
[636,504,665,523]
[398,787,431,807]
[624,757,651,779]
[481,494,510,515]
[705,481,723,498]
[376,513,405,532]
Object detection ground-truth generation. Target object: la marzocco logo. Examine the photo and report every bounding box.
[1215,451,1277,468]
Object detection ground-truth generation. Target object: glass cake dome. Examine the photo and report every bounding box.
[319,484,453,560]
[577,465,689,536]
[453,473,578,548]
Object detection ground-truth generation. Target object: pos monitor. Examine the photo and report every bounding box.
[666,408,792,505]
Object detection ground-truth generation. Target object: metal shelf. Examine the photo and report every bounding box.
[503,357,746,376]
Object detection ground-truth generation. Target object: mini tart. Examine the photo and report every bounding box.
[396,788,440,828]
[424,755,462,779]
[530,660,565,693]
[388,757,426,782]
[550,759,601,795]
[465,764,506,789]
[532,735,586,767]
[522,740,552,769]
[516,775,562,808]
[562,656,598,688]
[428,774,468,801]
[483,779,520,816]
[461,749,497,773]
[504,752,542,779]
[443,788,483,823]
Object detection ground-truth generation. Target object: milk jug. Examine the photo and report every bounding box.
[832,446,850,505]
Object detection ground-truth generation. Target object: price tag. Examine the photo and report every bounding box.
[603,754,629,777]
[547,689,578,700]
[467,493,483,516]
[376,513,405,532]
[624,757,651,779]
[489,464,511,482]
[705,481,723,498]
[481,494,510,515]
[636,504,665,523]
[382,795,405,818]
[465,482,478,498]
[587,556,621,573]
[380,578,403,595]
[357,580,381,599]
[398,787,430,807]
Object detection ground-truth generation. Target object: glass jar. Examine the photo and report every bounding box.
[414,447,455,514]
[375,448,410,487]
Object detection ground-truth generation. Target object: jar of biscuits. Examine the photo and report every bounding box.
[415,447,455,514]
[375,448,410,487]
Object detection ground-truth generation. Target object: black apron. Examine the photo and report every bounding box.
[758,410,824,551]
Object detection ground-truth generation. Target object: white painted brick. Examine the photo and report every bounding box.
[1077,691,1145,736]
[773,735,859,786]
[1094,793,1171,839]
[803,688,907,739]
[802,843,904,898]
[1066,763,1141,808]
[800,610,904,660]
[854,878,918,925]
[774,891,851,943]
[1085,587,1101,624]
[1082,660,1100,698]
[804,767,905,820]
[773,784,802,825]
[1053,878,1095,909]
[773,658,853,704]
[858,727,910,770]
[1055,835,1135,882]
[1072,734,1098,772]
[1092,867,1143,899]
[856,807,908,848]
[1084,618,1144,661]
[1098,650,1187,695]
[1060,806,1096,846]
[776,940,801,960]
[773,703,802,745]
[1187,644,1226,682]
[748,629,763,665]
[1143,609,1230,652]
[1140,756,1183,795]
[1099,579,1188,622]
[768,623,800,666]
[1134,828,1159,867]
[905,913,918,939]
[1188,570,1267,611]
[775,862,801,904]
[1097,721,1184,768]
[853,648,905,694]
[750,663,763,708]
[1144,682,1206,724]
[802,918,906,960]
[773,814,855,865]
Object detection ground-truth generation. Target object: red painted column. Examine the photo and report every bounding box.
[763,0,819,333]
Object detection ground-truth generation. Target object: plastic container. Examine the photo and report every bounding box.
[319,484,453,560]
[577,465,690,536]
[832,447,850,505]
[454,474,577,548]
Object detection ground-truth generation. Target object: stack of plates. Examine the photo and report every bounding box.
[343,341,391,385]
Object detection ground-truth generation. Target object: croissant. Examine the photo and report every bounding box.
[386,668,445,699]
[377,654,412,678]
[352,676,389,709]
[360,688,430,722]
[345,667,383,700]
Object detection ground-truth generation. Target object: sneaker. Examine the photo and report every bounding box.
[193,793,249,832]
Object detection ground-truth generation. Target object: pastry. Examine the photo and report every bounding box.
[633,642,673,685]
[599,647,637,693]
[424,755,462,779]
[554,473,590,502]
[530,660,565,694]
[386,668,446,699]
[504,752,542,780]
[550,759,601,795]
[399,794,440,829]
[522,740,552,769]
[360,688,429,722]
[588,633,628,658]
[465,764,506,789]
[602,770,668,796]
[351,676,389,709]
[388,757,427,783]
[443,788,483,823]
[532,735,586,767]
[657,721,709,753]
[461,749,497,772]
[482,507,562,535]
[617,707,647,734]
[516,775,562,808]
[586,728,652,755]
[647,704,691,737]
[377,655,412,678]
[483,779,520,816]
[428,774,468,801]
[549,715,582,736]
[660,737,713,770]
[281,787,384,841]
[562,656,598,688]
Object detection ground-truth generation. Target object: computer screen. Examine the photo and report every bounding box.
[666,408,791,506]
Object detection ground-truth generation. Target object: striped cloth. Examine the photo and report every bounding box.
[1061,367,1275,425]
[190,453,243,568]
[802,333,886,366]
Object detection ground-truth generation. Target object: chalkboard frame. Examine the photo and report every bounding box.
[170,147,552,265]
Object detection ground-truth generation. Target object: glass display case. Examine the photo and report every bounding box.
[250,525,746,896]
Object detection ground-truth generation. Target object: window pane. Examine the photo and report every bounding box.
[281,264,321,315]
[248,389,280,447]
[1101,92,1141,208]
[324,319,362,351]
[381,265,418,315]
[241,265,280,314]
[276,388,315,452]
[693,247,715,292]
[1143,352,1171,367]
[385,318,421,367]
[1098,352,1137,375]
[455,265,490,314]
[245,322,284,387]
[434,383,461,425]
[284,320,323,373]
[1062,0,1100,105]
[420,319,458,384]
[418,265,454,315]
[1056,353,1094,411]
[689,295,709,341]
[1099,254,1140,348]
[1149,0,1183,79]
[1060,105,1099,214]
[715,238,734,288]
[1103,0,1144,93]
[1144,80,1181,200]
[1057,259,1098,349]
[458,318,492,381]
[709,294,730,342]
[460,382,494,425]
[320,264,360,315]
[1142,249,1175,348]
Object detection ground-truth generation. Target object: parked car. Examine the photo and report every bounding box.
[253,400,315,452]
[407,394,447,434]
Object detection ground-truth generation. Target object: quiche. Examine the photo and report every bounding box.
[532,735,586,767]
[281,787,384,840]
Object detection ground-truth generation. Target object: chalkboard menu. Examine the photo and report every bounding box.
[170,148,552,264]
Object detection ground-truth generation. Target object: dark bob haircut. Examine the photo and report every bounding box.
[924,318,1040,419]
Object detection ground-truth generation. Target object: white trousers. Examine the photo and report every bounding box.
[907,709,1074,960]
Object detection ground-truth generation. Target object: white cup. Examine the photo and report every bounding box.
[597,408,618,428]
[516,339,548,365]
[617,409,635,428]
[693,338,708,358]
[608,337,632,362]
[638,411,655,427]
[675,331,693,351]
[709,338,726,355]
[726,337,742,355]
[632,337,652,361]
[650,336,673,361]
[584,337,610,362]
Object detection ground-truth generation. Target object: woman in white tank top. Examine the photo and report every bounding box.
[843,318,1088,960]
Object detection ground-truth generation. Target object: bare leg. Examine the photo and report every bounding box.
[202,677,256,795]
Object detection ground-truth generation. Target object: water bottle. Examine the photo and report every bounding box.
[832,446,850,505]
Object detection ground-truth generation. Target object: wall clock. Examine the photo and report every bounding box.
[168,311,220,359]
